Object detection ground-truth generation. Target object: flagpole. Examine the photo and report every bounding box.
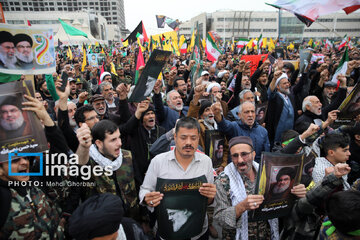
[315,22,341,38]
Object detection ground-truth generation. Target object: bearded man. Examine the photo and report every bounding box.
[0,31,17,69]
[0,96,31,139]
[14,33,34,69]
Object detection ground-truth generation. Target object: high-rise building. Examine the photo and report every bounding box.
[0,0,126,31]
[179,10,360,41]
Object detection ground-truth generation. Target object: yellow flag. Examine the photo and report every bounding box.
[179,35,186,49]
[122,40,129,47]
[158,71,163,80]
[95,41,99,47]
[258,164,267,195]
[81,45,86,71]
[137,38,146,52]
[246,39,254,48]
[202,38,206,49]
[308,38,313,46]
[110,62,118,76]
[67,46,73,60]
[268,38,275,51]
[262,38,267,49]
[188,30,195,52]
[287,42,294,50]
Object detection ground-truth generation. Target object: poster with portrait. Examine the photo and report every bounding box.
[129,49,171,102]
[256,102,268,125]
[275,47,285,59]
[300,150,317,186]
[88,53,98,67]
[0,80,48,161]
[0,24,55,74]
[336,83,360,125]
[156,175,208,240]
[204,130,226,169]
[249,152,303,221]
[300,49,312,73]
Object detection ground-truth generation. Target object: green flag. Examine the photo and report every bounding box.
[58,18,88,38]
[190,24,203,87]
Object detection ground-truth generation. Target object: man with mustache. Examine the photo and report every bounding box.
[214,136,279,239]
[0,31,17,69]
[152,79,189,131]
[100,81,119,115]
[14,33,34,69]
[212,100,270,163]
[140,117,217,240]
[0,96,31,139]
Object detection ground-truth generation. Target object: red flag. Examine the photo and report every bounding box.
[27,20,31,26]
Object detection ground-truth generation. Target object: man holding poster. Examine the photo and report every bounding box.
[139,117,216,240]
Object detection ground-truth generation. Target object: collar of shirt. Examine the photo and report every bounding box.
[278,91,289,100]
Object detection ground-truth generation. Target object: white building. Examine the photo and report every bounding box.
[179,10,360,41]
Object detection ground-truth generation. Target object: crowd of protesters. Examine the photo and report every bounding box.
[1,37,360,240]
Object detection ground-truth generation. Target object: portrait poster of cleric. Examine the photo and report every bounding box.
[336,82,360,124]
[205,130,226,169]
[255,102,268,125]
[0,24,55,74]
[249,152,303,221]
[155,175,208,240]
[0,80,48,161]
[128,49,171,102]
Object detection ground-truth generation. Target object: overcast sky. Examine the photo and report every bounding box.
[124,0,276,35]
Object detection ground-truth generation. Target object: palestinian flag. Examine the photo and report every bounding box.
[134,47,145,85]
[205,33,221,62]
[331,47,349,83]
[123,21,149,45]
[266,0,360,27]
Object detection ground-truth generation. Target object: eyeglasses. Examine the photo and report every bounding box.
[231,151,254,160]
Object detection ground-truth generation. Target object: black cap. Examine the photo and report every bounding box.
[0,95,22,110]
[89,94,105,104]
[324,81,337,88]
[69,193,124,240]
[13,33,33,47]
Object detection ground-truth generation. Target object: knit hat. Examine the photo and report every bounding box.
[275,73,288,87]
[228,136,254,150]
[140,105,155,122]
[198,100,212,118]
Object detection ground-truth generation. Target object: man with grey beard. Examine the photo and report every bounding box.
[152,79,189,131]
[266,71,296,145]
[0,96,31,139]
[0,31,17,69]
[14,33,34,69]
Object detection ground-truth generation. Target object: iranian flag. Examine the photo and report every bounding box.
[236,38,249,48]
[206,33,221,62]
[134,47,145,85]
[338,35,348,50]
[257,34,263,48]
[325,39,333,50]
[331,47,349,83]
